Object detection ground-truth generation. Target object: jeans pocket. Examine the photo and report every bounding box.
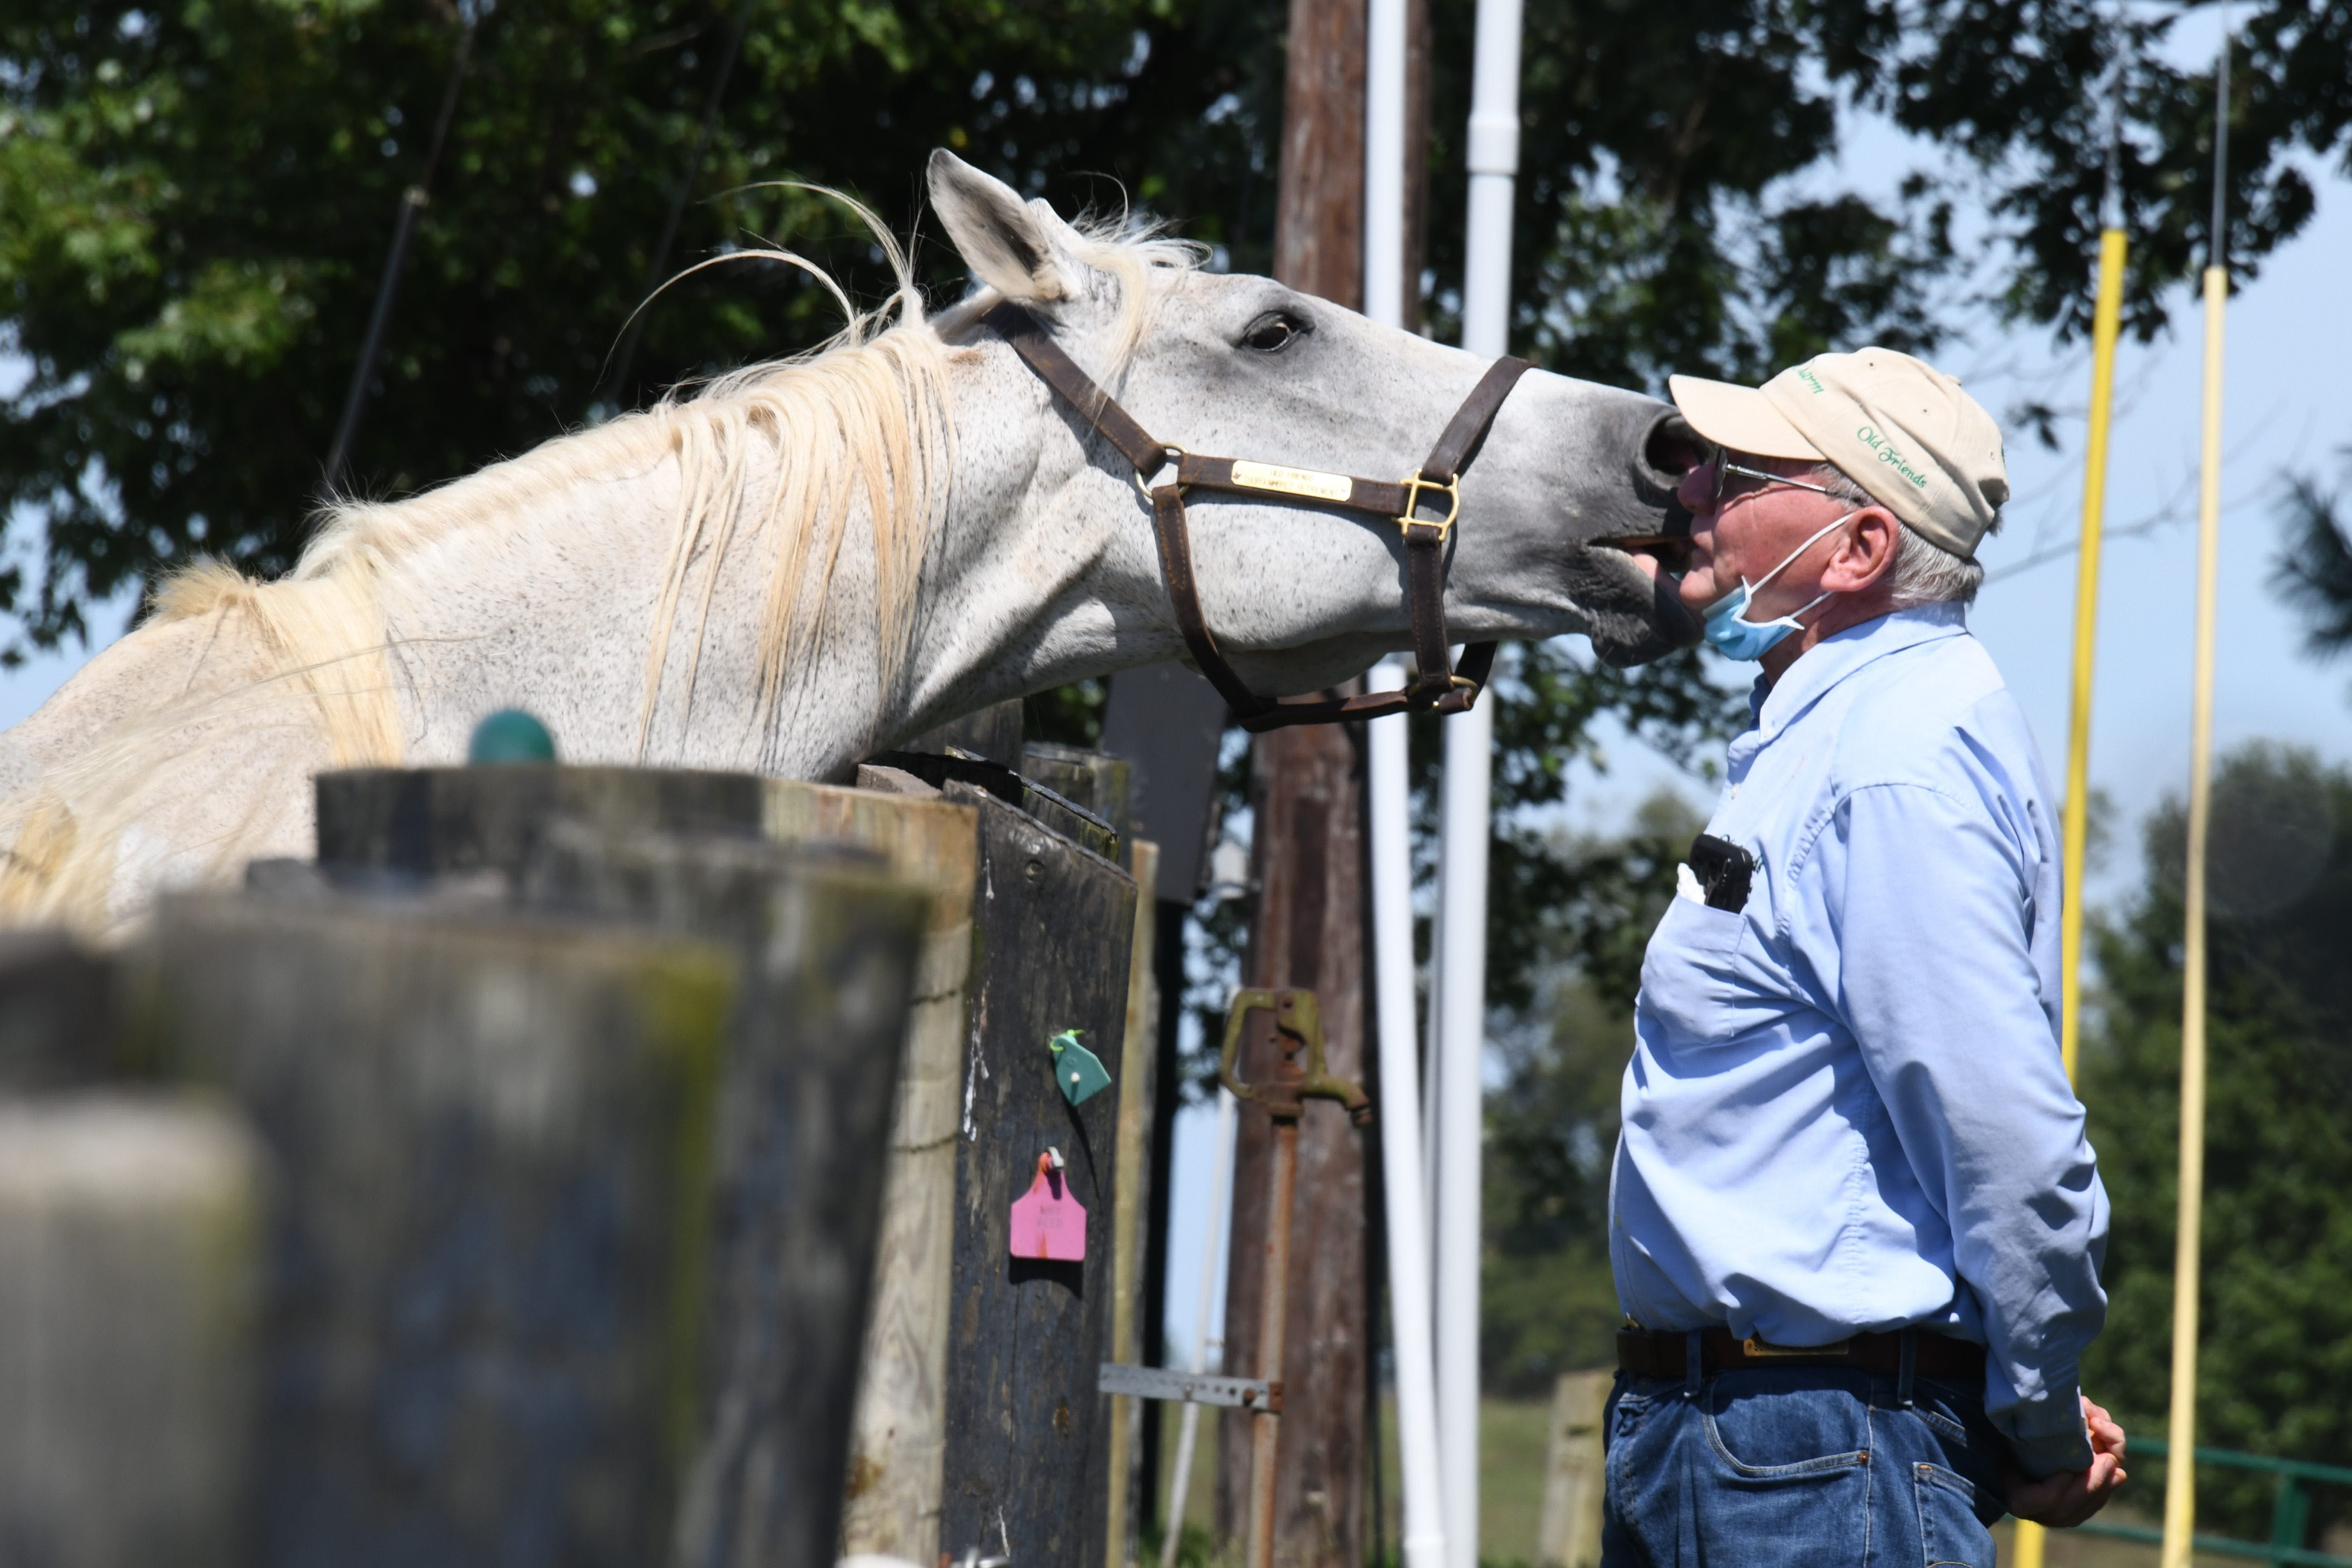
[1909,1379,2009,1522]
[1913,1462,1997,1568]
[1701,1374,1871,1477]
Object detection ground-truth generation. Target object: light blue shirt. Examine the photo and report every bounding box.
[1610,603,2109,1478]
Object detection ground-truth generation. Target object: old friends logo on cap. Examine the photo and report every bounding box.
[1766,350,2008,559]
[1796,365,1936,493]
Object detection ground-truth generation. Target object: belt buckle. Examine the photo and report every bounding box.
[1741,1335,1853,1359]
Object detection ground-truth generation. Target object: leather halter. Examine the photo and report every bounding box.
[983,302,1533,733]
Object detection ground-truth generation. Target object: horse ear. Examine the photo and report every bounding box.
[928,149,1074,303]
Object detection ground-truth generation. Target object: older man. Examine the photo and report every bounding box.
[1603,348,2127,1566]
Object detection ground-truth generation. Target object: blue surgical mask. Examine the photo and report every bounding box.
[1700,514,1857,661]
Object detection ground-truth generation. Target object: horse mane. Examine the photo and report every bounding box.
[1,190,1202,932]
[153,194,1202,762]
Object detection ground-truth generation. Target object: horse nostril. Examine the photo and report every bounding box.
[1641,411,1706,484]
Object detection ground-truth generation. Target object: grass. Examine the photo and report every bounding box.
[1146,1394,1556,1567]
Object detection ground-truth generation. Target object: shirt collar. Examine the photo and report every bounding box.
[1747,602,1971,741]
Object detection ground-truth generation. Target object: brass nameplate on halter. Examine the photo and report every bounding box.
[1229,461,1354,503]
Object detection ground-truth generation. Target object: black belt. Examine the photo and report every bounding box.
[1618,1327,1986,1382]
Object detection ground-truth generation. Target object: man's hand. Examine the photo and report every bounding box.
[2004,1397,2128,1528]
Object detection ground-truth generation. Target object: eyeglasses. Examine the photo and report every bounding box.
[1705,453,1844,511]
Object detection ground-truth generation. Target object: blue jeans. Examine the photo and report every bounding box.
[1601,1347,2010,1567]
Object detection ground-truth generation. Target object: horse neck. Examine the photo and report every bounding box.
[366,336,1158,780]
[874,337,1181,748]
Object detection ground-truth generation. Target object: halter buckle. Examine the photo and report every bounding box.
[1394,470,1461,540]
[1134,444,1188,500]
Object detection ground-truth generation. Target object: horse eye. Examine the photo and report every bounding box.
[1241,311,1309,353]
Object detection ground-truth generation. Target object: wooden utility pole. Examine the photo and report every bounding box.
[1218,723,1371,1568]
[1272,0,1367,299]
[1213,5,1373,1563]
[1401,0,1432,332]
[1212,0,1428,1562]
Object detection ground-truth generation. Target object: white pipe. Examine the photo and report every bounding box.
[1363,32,1447,1568]
[1421,932,1441,1284]
[1363,0,1407,330]
[1434,698,1493,1568]
[1437,0,1523,1560]
[1368,660,1446,1568]
[1160,1087,1239,1568]
[1460,0,1523,362]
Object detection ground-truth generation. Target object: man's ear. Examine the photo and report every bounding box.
[1838,508,1904,592]
[928,149,1078,303]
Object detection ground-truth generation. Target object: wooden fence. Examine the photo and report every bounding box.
[0,715,1156,1568]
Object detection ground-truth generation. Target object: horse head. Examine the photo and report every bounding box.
[924,149,1701,710]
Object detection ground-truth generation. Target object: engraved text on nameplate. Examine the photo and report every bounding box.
[1228,461,1354,503]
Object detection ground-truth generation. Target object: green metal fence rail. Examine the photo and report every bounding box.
[2073,1437,2352,1566]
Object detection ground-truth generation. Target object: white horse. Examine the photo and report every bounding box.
[0,151,1695,933]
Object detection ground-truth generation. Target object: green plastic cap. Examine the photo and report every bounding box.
[468,709,558,765]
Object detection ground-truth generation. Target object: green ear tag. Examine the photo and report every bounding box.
[1048,1029,1112,1106]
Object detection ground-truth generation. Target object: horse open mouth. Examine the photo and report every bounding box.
[1592,532,1694,563]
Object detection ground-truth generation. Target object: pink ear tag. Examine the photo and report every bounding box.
[1008,1149,1086,1261]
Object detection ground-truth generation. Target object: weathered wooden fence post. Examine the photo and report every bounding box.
[0,1094,262,1568]
[1106,839,1162,1568]
[1026,734,1159,1566]
[0,931,263,1568]
[1536,1370,1610,1568]
[303,735,1146,1568]
[781,721,1147,1568]
[313,764,769,877]
[0,930,116,1087]
[138,892,746,1568]
[1023,743,1134,847]
[300,763,926,1568]
[519,824,928,1568]
[936,772,1139,1568]
[768,782,981,1564]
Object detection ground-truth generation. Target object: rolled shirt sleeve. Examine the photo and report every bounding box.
[1809,774,2108,1477]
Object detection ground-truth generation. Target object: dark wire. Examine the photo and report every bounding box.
[323,17,477,492]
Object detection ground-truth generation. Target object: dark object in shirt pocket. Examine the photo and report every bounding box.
[1690,833,1756,911]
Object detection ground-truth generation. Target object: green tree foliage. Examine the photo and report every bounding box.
[7,0,2352,655]
[2273,448,2352,660]
[2080,743,2352,1539]
[0,0,1269,649]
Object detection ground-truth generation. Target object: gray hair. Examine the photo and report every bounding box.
[1809,465,1994,608]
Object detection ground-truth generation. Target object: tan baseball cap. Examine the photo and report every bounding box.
[1668,348,2010,558]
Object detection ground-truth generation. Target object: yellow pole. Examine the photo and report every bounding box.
[2159,256,2225,1568]
[2012,216,2129,1568]
[2058,226,2129,1083]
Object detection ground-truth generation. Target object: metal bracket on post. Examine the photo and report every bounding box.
[1218,988,1374,1125]
[1095,1363,1282,1411]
